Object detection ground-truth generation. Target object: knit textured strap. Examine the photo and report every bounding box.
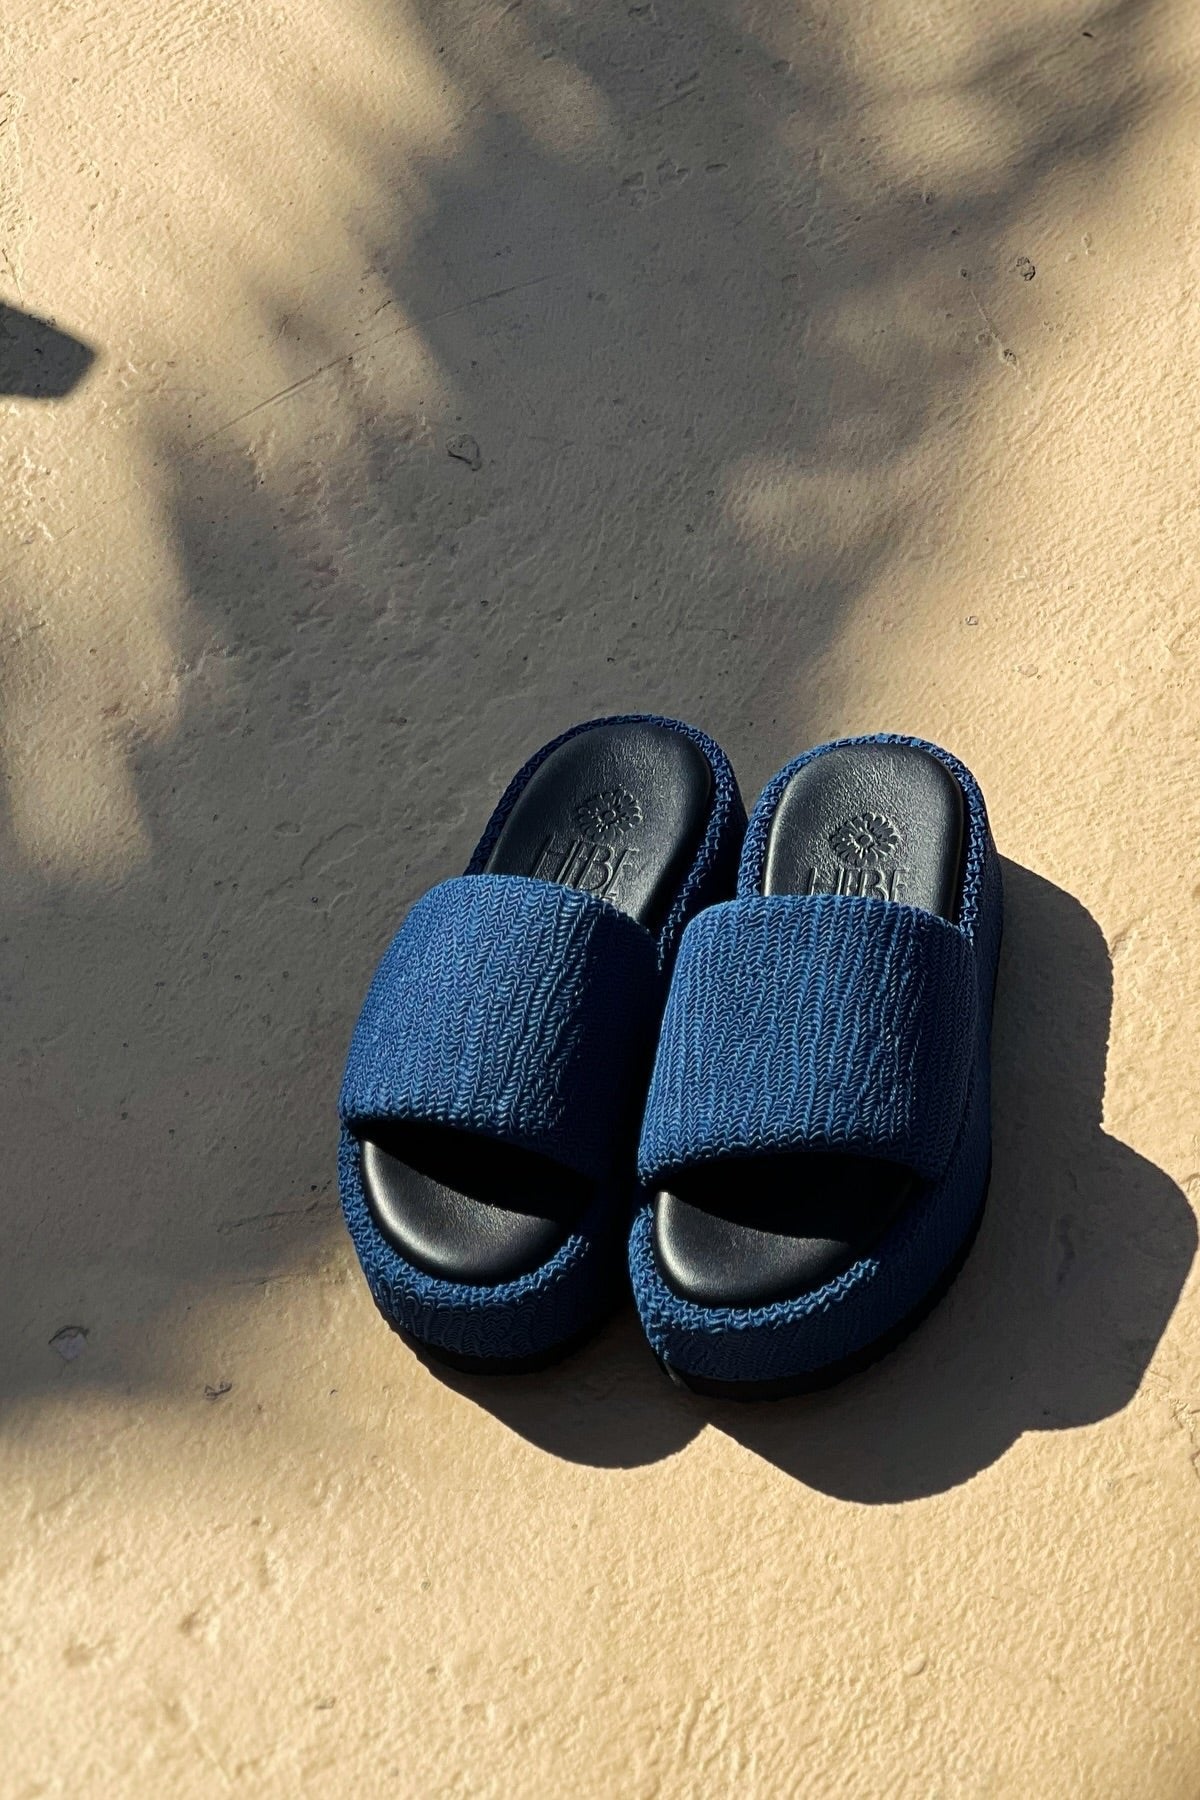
[340,875,660,1180]
[638,894,977,1186]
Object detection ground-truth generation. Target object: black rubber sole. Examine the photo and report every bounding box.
[658,1169,990,1401]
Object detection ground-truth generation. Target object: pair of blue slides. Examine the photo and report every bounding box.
[339,716,1002,1397]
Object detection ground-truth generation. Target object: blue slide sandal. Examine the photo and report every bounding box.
[629,733,1003,1397]
[339,714,745,1371]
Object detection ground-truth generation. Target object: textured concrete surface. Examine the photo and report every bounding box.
[3,0,1199,1793]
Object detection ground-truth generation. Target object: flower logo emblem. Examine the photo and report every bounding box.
[829,812,902,869]
[574,788,644,840]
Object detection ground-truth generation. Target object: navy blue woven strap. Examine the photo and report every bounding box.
[340,875,660,1180]
[638,894,978,1186]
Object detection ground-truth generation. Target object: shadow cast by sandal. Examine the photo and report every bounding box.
[433,861,1196,1496]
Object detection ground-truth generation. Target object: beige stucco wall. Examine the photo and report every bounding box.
[3,0,1199,1793]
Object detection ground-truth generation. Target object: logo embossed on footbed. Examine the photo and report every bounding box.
[829,812,902,869]
[573,789,644,841]
[528,789,644,903]
[802,811,908,900]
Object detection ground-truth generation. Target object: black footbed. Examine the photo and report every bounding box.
[653,742,965,1308]
[359,722,714,1286]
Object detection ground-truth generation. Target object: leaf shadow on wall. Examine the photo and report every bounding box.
[0,0,1177,1424]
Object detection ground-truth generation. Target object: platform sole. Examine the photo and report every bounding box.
[658,1167,989,1401]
